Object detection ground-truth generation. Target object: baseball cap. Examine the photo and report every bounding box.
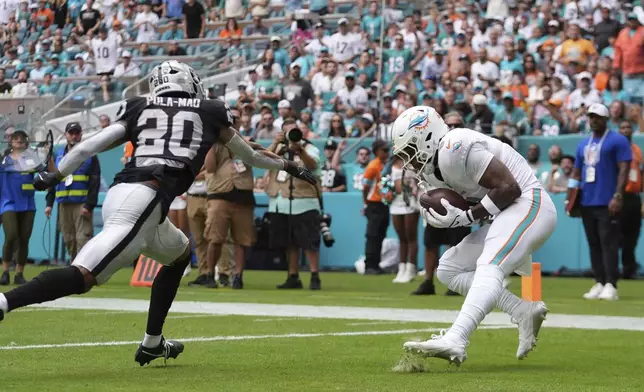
[75,54,84,60]
[395,84,407,93]
[338,17,348,25]
[270,35,281,42]
[576,71,592,80]
[456,33,466,40]
[121,50,132,58]
[65,122,82,133]
[362,113,375,123]
[628,12,638,20]
[419,92,432,100]
[34,56,43,62]
[50,54,59,60]
[260,103,273,111]
[587,103,609,117]
[458,53,469,61]
[290,62,301,69]
[278,99,291,109]
[238,81,248,88]
[325,139,338,150]
[347,63,357,71]
[548,20,559,27]
[502,92,514,99]
[315,22,324,28]
[456,76,469,84]
[473,94,487,105]
[382,92,393,99]
[344,71,356,79]
[320,46,329,53]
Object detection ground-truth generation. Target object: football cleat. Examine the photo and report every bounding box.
[403,330,467,366]
[514,301,548,360]
[0,309,4,322]
[583,283,604,300]
[135,337,184,366]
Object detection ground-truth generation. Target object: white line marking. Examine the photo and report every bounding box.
[254,317,314,322]
[347,321,416,326]
[0,326,511,351]
[167,315,215,320]
[28,297,644,332]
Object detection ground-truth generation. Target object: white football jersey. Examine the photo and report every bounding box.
[328,32,359,62]
[424,128,542,202]
[0,0,18,24]
[91,32,122,74]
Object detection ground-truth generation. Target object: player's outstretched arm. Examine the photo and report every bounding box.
[219,127,317,184]
[33,122,126,191]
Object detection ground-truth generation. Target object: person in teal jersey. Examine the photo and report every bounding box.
[361,1,383,42]
[493,92,531,134]
[499,42,524,86]
[602,75,630,107]
[47,55,68,78]
[0,131,39,286]
[542,20,562,45]
[436,20,456,48]
[255,63,282,113]
[270,36,290,75]
[289,46,312,80]
[424,14,439,36]
[39,73,58,95]
[161,19,184,41]
[355,50,377,86]
[535,99,567,136]
[225,36,249,67]
[382,34,414,84]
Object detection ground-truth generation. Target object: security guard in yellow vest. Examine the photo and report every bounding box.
[202,132,256,289]
[265,120,323,290]
[45,122,101,262]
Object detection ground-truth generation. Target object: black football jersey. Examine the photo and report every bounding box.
[112,95,233,201]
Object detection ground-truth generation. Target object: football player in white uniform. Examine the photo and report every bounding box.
[392,106,557,365]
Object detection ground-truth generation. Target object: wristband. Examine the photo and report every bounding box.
[481,194,502,216]
[567,178,580,188]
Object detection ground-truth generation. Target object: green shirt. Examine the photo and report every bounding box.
[382,48,413,83]
[255,79,282,111]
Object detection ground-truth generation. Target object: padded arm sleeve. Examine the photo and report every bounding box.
[224,133,286,171]
[58,122,126,177]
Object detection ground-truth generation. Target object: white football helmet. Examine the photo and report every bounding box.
[149,60,206,100]
[391,106,448,177]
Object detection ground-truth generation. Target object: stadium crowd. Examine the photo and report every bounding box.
[0,0,643,292]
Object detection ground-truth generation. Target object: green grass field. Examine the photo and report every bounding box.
[1,267,644,392]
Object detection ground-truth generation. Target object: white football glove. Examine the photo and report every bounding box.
[422,198,476,228]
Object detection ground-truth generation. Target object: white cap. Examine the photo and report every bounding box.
[347,63,357,70]
[121,50,132,58]
[278,99,291,109]
[394,84,407,92]
[338,17,348,25]
[576,71,592,80]
[361,113,374,123]
[472,94,487,105]
[548,20,559,27]
[270,36,281,42]
[587,103,609,118]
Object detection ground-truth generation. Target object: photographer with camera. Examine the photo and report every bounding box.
[265,120,325,290]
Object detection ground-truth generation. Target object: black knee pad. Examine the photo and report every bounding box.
[37,266,86,295]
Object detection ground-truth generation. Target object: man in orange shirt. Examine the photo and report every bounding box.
[556,23,597,71]
[618,120,642,279]
[362,139,390,274]
[35,0,54,29]
[613,13,644,105]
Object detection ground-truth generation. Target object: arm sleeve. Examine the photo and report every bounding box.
[464,142,495,183]
[58,123,126,177]
[224,132,285,170]
[84,156,101,210]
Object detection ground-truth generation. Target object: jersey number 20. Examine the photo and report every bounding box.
[135,109,204,159]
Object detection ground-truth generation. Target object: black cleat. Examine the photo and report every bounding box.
[13,273,26,285]
[135,337,184,366]
[0,271,9,286]
[445,290,460,296]
[0,309,3,322]
[232,274,243,289]
[188,274,207,287]
[218,274,230,287]
[411,280,436,295]
[204,274,218,289]
[277,275,303,289]
[364,268,384,275]
[309,274,322,290]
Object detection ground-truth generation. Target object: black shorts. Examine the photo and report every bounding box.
[266,210,321,251]
[424,225,471,248]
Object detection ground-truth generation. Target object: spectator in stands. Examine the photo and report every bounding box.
[493,92,530,135]
[320,139,346,192]
[594,5,621,53]
[90,26,122,76]
[567,72,602,112]
[569,104,630,301]
[274,100,291,130]
[328,18,360,65]
[0,47,20,66]
[167,40,187,56]
[526,143,543,176]
[471,48,499,86]
[183,0,205,39]
[362,139,389,275]
[35,0,54,28]
[161,18,184,40]
[382,34,415,85]
[28,57,47,80]
[345,146,370,192]
[0,69,12,94]
[258,49,285,79]
[614,13,644,105]
[245,16,269,52]
[336,71,368,114]
[557,23,597,71]
[534,98,566,136]
[254,110,280,140]
[282,63,314,114]
[138,43,153,56]
[113,51,141,77]
[255,62,282,112]
[71,54,95,77]
[270,36,289,74]
[618,120,642,279]
[77,0,102,37]
[314,60,344,133]
[547,154,574,194]
[99,115,111,129]
[48,55,68,78]
[328,114,346,138]
[305,23,331,58]
[163,0,185,19]
[467,94,494,134]
[134,1,159,43]
[220,18,242,39]
[38,73,57,96]
[603,74,629,107]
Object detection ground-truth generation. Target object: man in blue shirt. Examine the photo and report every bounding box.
[567,103,631,301]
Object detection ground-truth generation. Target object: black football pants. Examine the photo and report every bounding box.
[364,202,389,270]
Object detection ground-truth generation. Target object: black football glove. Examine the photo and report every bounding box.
[33,171,63,191]
[284,160,317,185]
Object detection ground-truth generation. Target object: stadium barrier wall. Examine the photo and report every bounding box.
[15,135,644,273]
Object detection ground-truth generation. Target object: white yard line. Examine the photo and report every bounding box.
[347,321,416,326]
[28,297,644,332]
[0,326,511,351]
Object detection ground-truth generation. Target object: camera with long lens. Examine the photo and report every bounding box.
[319,213,335,247]
[285,127,303,143]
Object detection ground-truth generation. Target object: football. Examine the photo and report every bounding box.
[419,188,469,215]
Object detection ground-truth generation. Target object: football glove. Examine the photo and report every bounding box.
[33,171,63,191]
[284,160,317,185]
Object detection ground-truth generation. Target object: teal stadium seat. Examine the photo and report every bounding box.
[56,83,68,97]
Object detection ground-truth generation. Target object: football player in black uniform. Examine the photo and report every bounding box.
[0,61,316,366]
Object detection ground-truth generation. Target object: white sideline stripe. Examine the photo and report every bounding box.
[347,321,415,326]
[30,297,644,332]
[0,326,511,351]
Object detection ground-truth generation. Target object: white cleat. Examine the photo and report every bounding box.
[392,263,408,283]
[583,283,604,300]
[399,263,417,283]
[403,330,467,366]
[598,283,619,301]
[514,301,548,360]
